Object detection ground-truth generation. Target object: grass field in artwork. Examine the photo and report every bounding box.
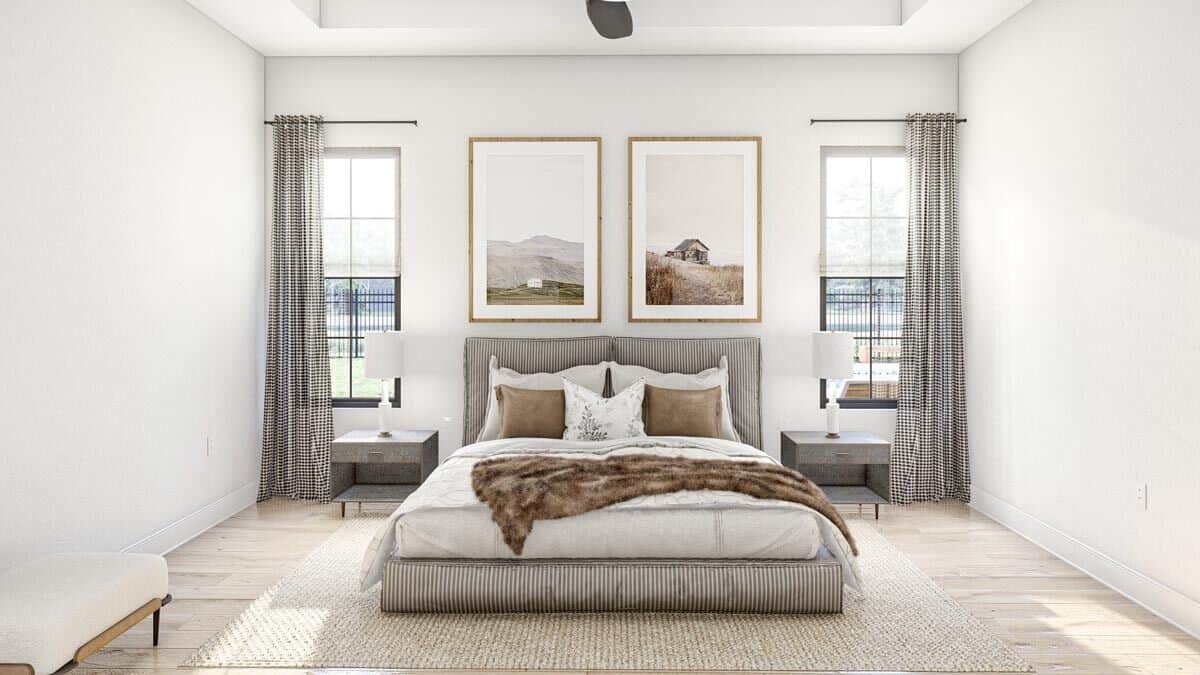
[645,252,743,306]
[487,282,584,305]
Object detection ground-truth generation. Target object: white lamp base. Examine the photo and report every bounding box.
[825,400,841,438]
[377,379,393,438]
[825,379,841,438]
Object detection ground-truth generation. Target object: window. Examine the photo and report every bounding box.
[820,147,906,408]
[323,149,401,406]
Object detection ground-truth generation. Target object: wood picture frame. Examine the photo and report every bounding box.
[468,137,602,322]
[627,136,762,322]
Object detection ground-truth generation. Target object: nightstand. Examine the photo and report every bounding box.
[330,429,438,517]
[780,430,891,519]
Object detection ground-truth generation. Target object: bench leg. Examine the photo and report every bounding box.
[153,608,160,646]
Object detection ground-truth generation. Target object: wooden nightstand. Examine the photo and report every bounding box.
[330,429,438,517]
[780,430,891,519]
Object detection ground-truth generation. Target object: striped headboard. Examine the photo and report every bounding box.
[463,336,762,449]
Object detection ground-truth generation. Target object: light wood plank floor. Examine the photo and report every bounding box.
[79,499,1200,675]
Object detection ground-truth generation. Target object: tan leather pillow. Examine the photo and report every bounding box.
[643,384,722,438]
[495,385,566,439]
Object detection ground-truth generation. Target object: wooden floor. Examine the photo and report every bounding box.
[80,499,1200,675]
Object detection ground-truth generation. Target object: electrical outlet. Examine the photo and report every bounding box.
[1136,483,1148,510]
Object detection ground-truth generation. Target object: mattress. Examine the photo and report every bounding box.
[361,436,862,592]
[397,504,821,559]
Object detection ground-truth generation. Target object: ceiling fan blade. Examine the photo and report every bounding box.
[586,0,633,39]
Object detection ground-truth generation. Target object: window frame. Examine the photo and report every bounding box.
[324,147,402,408]
[818,146,906,410]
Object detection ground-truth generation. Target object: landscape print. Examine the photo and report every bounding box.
[486,234,584,305]
[644,153,745,306]
[470,138,600,321]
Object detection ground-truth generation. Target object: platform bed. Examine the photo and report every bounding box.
[370,337,855,614]
[382,556,844,613]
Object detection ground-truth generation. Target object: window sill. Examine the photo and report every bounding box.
[332,399,396,409]
[820,399,898,410]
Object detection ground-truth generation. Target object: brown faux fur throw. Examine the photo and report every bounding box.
[471,453,858,557]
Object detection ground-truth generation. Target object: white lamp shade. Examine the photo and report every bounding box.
[364,331,404,379]
[812,331,855,380]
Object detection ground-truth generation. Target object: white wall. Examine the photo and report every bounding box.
[265,55,958,455]
[0,1,265,568]
[960,0,1200,635]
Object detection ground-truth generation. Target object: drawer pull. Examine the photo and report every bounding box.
[368,451,385,459]
[834,452,853,459]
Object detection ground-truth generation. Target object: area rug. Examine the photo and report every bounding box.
[184,514,1032,672]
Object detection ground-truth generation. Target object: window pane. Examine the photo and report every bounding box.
[351,158,396,217]
[825,157,870,217]
[353,278,396,334]
[839,337,873,400]
[324,219,351,277]
[324,158,350,218]
[871,218,907,276]
[351,219,398,277]
[352,338,384,399]
[824,278,871,336]
[325,278,352,337]
[871,277,905,338]
[825,219,871,277]
[871,156,907,217]
[329,339,351,399]
[870,337,901,399]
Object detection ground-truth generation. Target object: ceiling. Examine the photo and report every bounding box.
[186,0,1031,57]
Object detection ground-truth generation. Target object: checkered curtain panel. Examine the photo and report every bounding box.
[259,115,333,502]
[892,113,970,504]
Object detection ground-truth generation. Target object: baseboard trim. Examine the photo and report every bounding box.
[122,480,257,556]
[970,487,1200,639]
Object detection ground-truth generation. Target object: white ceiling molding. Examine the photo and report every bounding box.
[317,0,902,30]
[288,0,321,25]
[187,0,1032,56]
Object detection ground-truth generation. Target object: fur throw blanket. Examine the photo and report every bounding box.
[471,453,858,556]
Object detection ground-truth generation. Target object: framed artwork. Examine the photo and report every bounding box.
[469,137,601,322]
[628,136,762,322]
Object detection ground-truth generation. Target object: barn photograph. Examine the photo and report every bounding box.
[642,153,746,306]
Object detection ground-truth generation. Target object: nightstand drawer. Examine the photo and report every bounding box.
[331,443,424,464]
[794,445,890,465]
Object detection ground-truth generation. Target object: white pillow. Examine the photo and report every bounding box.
[476,356,608,443]
[563,378,647,441]
[609,355,741,443]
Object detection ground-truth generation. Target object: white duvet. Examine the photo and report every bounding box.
[360,437,862,591]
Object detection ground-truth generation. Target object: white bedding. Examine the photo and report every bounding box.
[360,437,861,591]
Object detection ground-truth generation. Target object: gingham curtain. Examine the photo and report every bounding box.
[259,115,333,502]
[892,113,970,504]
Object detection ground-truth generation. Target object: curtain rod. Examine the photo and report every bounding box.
[263,120,419,126]
[810,118,967,125]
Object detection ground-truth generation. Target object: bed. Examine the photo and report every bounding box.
[360,336,860,613]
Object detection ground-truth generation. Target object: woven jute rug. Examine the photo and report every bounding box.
[184,514,1032,672]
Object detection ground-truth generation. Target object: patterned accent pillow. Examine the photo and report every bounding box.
[563,378,647,441]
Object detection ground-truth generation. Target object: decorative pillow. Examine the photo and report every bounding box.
[609,356,740,442]
[495,385,566,439]
[477,356,608,442]
[563,378,646,441]
[643,384,722,438]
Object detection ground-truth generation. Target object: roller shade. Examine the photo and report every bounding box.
[323,149,401,277]
[820,148,907,278]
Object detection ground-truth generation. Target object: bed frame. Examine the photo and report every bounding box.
[380,336,845,614]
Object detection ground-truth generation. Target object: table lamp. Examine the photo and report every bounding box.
[812,331,855,438]
[364,331,404,437]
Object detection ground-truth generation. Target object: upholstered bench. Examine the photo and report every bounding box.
[0,553,170,675]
